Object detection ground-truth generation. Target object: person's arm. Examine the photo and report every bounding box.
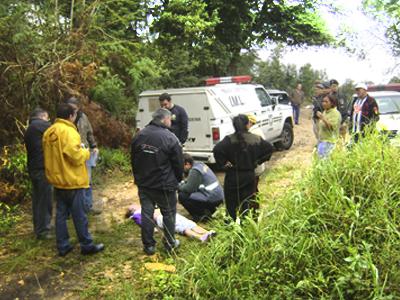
[63,131,90,166]
[169,139,184,182]
[257,138,274,165]
[316,111,333,130]
[85,115,97,149]
[179,169,202,194]
[179,107,189,144]
[213,136,230,168]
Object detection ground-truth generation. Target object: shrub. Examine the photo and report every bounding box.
[0,145,31,204]
[92,147,131,183]
[0,202,21,234]
[171,133,400,299]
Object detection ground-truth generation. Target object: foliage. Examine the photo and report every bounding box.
[169,132,400,299]
[363,0,400,56]
[339,78,356,107]
[255,46,327,100]
[0,145,31,204]
[92,147,131,185]
[0,202,21,235]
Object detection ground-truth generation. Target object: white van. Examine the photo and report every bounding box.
[136,76,294,163]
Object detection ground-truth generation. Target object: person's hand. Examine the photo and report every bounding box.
[316,111,323,119]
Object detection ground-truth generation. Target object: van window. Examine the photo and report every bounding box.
[256,88,272,107]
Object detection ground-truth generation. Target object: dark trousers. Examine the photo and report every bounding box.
[224,171,256,221]
[292,103,300,124]
[178,192,222,220]
[138,187,177,249]
[29,169,53,237]
[54,188,93,253]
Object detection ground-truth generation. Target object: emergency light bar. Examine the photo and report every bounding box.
[205,75,252,86]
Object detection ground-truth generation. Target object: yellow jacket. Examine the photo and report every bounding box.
[43,118,90,189]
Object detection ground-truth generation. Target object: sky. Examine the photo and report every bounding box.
[258,0,399,85]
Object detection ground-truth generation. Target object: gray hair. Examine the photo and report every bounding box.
[152,108,171,121]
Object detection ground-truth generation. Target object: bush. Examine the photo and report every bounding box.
[0,202,21,235]
[0,145,31,204]
[171,133,400,299]
[92,147,131,183]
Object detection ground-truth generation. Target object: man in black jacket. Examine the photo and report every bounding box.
[131,108,184,255]
[24,108,53,240]
[159,93,189,144]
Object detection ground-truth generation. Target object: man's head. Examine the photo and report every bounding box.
[159,93,172,109]
[183,153,194,173]
[296,83,302,90]
[57,103,77,123]
[29,107,49,122]
[330,79,339,92]
[152,108,172,127]
[64,97,81,111]
[355,83,368,99]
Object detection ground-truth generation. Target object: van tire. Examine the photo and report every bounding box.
[275,122,294,150]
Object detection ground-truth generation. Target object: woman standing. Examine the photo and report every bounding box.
[213,115,274,221]
[316,94,342,158]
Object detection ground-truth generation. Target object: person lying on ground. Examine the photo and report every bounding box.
[125,204,216,243]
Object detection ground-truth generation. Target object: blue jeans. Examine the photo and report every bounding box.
[55,188,93,253]
[317,141,335,158]
[292,104,300,124]
[29,169,53,237]
[138,187,177,249]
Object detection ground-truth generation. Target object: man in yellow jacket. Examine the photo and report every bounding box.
[43,103,104,257]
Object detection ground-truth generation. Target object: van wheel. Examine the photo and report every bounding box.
[275,123,294,150]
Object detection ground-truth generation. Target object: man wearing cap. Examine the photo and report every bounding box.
[131,108,184,255]
[159,93,189,144]
[329,79,348,123]
[350,83,379,142]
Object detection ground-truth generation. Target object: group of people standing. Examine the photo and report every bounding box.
[24,99,104,256]
[291,79,379,158]
[131,93,274,255]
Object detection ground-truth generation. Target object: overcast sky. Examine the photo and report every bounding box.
[258,0,399,85]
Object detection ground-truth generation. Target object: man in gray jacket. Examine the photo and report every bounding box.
[178,154,223,222]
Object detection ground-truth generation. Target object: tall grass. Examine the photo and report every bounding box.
[171,133,400,299]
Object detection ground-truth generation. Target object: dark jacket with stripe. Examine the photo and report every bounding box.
[131,120,183,191]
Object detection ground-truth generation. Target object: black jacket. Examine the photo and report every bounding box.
[131,120,184,191]
[213,132,274,172]
[24,118,51,172]
[169,104,188,144]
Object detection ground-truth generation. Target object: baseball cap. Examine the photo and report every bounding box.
[247,114,257,124]
[355,83,368,90]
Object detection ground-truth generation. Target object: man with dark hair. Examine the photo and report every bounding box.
[131,108,184,255]
[329,79,348,123]
[159,93,189,144]
[43,103,104,256]
[178,153,223,222]
[24,108,53,240]
[64,97,100,214]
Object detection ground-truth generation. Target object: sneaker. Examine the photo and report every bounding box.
[165,239,180,253]
[144,246,156,255]
[37,232,54,240]
[81,243,105,255]
[59,245,74,257]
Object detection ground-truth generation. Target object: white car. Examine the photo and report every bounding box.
[267,89,291,105]
[361,91,400,139]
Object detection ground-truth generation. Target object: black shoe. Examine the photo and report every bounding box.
[59,245,74,257]
[144,246,156,255]
[81,243,105,255]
